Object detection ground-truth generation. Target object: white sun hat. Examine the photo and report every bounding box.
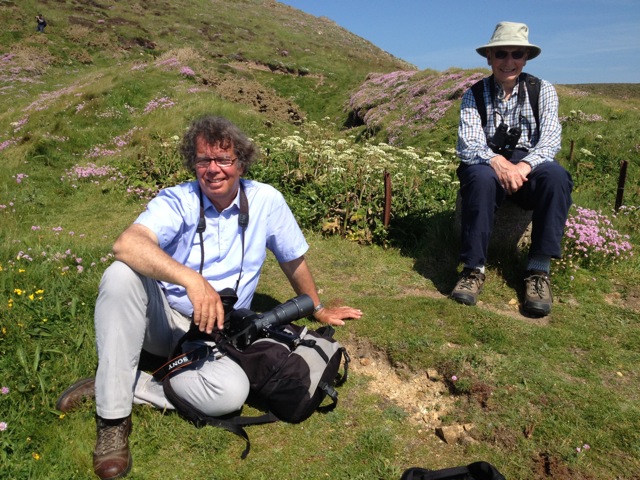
[476,21,541,59]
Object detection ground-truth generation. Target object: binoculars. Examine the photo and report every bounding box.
[488,123,522,160]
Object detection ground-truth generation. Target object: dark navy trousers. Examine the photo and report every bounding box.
[456,152,573,268]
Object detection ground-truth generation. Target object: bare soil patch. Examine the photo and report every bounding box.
[342,333,453,429]
[532,452,597,480]
[604,284,640,313]
[208,75,305,125]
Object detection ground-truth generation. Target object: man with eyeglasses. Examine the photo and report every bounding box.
[451,22,573,316]
[56,115,362,479]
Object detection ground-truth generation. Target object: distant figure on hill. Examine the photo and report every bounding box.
[35,14,47,33]
[450,21,573,316]
[54,115,362,479]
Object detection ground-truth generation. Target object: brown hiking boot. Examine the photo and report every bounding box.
[93,416,132,480]
[56,377,95,413]
[451,268,485,306]
[523,270,553,316]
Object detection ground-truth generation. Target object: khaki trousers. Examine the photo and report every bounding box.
[94,261,249,419]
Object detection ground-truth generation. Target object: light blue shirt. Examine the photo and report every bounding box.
[456,74,561,170]
[134,179,309,315]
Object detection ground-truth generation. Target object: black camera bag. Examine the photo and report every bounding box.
[400,461,506,480]
[156,321,349,458]
[223,323,349,423]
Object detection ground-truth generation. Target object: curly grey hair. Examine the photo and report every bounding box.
[180,115,258,174]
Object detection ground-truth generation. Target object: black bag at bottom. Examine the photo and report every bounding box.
[401,461,506,480]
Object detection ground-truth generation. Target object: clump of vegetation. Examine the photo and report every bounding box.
[347,69,485,144]
[556,206,633,272]
[251,119,459,243]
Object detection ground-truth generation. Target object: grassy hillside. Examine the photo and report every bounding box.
[1,0,412,125]
[2,1,640,479]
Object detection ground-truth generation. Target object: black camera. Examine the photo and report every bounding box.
[223,294,315,349]
[488,123,522,160]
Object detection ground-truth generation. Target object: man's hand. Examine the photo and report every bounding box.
[279,255,362,327]
[184,274,226,334]
[313,306,362,327]
[113,224,226,334]
[491,155,531,194]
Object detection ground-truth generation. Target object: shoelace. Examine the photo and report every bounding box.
[526,274,550,298]
[95,420,129,455]
[458,272,482,291]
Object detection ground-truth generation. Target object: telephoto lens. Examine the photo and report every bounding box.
[225,294,314,348]
[254,295,314,331]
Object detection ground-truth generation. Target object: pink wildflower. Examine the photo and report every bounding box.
[14,173,29,184]
[180,66,195,77]
[143,97,176,114]
[0,139,18,151]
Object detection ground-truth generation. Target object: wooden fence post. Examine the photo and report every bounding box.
[383,171,391,228]
[615,160,628,212]
[569,140,575,166]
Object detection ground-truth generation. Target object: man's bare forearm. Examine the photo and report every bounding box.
[113,224,200,288]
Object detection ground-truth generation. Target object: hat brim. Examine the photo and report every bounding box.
[476,43,541,60]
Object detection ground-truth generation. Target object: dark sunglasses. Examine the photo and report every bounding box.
[493,50,526,60]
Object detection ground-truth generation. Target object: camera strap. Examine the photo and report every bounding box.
[472,73,540,133]
[152,343,223,382]
[490,73,538,133]
[489,74,527,129]
[196,181,249,292]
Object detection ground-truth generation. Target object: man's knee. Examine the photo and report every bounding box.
[530,162,573,193]
[99,261,145,297]
[458,164,499,198]
[169,358,250,417]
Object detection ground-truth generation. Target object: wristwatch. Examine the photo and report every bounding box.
[313,303,324,314]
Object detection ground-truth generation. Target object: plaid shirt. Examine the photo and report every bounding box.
[456,75,562,170]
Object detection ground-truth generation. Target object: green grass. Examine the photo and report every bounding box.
[4,227,640,478]
[2,0,640,479]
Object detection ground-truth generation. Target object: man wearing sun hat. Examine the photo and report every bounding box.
[451,21,573,316]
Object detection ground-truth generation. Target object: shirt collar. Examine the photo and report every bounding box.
[200,183,243,215]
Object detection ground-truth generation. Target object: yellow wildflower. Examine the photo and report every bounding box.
[32,452,41,460]
[14,288,23,295]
